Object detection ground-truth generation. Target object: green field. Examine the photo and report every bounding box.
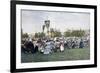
[21,48,90,63]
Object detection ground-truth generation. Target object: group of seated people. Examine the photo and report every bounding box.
[21,37,89,54]
[21,38,65,54]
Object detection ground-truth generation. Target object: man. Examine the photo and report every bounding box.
[79,39,84,48]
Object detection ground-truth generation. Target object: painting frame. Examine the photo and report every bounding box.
[10,0,97,72]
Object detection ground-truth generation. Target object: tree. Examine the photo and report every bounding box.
[42,25,45,33]
[50,28,54,37]
[34,33,39,38]
[71,30,85,37]
[22,33,29,38]
[39,32,45,38]
[34,32,45,38]
[64,30,71,37]
[53,30,62,37]
[64,29,85,37]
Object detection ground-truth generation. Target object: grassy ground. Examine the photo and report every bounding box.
[21,48,90,63]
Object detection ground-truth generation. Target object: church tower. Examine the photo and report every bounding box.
[44,20,50,37]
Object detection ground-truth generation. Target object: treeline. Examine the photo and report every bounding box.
[22,29,86,38]
[34,29,61,38]
[64,30,85,37]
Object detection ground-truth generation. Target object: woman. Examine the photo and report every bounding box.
[60,43,64,52]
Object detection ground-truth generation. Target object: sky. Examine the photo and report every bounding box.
[21,10,90,34]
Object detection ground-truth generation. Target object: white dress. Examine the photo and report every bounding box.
[60,45,64,52]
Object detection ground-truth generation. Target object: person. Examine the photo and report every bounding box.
[43,40,52,54]
[28,40,35,53]
[79,39,84,48]
[39,45,44,53]
[55,40,60,52]
[72,41,75,49]
[60,43,64,52]
[34,42,39,53]
[21,44,27,53]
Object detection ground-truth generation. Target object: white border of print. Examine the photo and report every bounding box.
[16,4,94,69]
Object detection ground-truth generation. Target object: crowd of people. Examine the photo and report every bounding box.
[21,37,90,54]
